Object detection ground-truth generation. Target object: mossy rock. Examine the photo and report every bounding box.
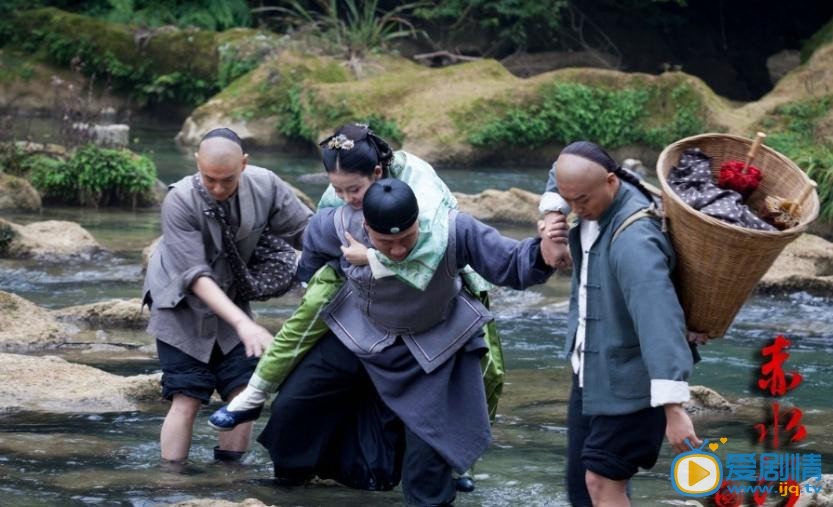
[177,37,833,179]
[283,57,724,165]
[9,8,282,106]
[177,51,354,146]
[0,173,41,210]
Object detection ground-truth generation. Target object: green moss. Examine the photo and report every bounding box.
[801,19,833,63]
[0,50,39,83]
[460,79,705,150]
[758,96,833,221]
[8,8,280,106]
[213,53,352,140]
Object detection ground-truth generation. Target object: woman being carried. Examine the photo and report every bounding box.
[209,123,504,486]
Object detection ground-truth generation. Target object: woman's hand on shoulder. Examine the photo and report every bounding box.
[341,231,369,266]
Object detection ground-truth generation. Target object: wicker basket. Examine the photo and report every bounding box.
[656,133,820,338]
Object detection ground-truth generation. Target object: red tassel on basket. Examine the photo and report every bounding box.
[717,132,767,200]
[718,160,762,199]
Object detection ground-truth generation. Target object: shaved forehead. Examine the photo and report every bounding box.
[197,137,243,167]
[555,153,609,185]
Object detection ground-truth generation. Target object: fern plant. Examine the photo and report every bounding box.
[255,0,425,58]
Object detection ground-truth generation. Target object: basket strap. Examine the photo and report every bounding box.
[612,205,662,242]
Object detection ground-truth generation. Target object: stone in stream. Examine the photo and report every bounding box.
[0,290,69,351]
[684,385,733,415]
[0,218,108,262]
[164,500,277,507]
[52,298,148,330]
[0,353,160,413]
[758,234,833,297]
[454,188,540,225]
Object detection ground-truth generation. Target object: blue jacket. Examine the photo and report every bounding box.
[561,182,692,415]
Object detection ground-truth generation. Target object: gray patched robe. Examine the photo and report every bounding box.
[298,205,553,471]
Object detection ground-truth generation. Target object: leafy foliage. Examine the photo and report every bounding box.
[761,96,833,221]
[465,82,704,150]
[362,114,405,145]
[8,8,267,106]
[258,0,424,58]
[414,0,569,53]
[77,0,251,31]
[30,144,157,208]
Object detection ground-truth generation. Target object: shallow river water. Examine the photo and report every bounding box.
[1,121,831,506]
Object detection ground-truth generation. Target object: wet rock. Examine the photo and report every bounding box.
[0,432,120,458]
[52,298,147,330]
[163,499,277,507]
[178,113,287,148]
[454,188,540,224]
[795,474,833,507]
[758,234,833,296]
[0,218,107,261]
[0,291,68,351]
[0,173,41,210]
[684,385,733,415]
[0,353,161,413]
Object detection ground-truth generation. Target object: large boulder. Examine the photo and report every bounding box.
[52,298,147,330]
[176,51,353,147]
[0,353,160,413]
[0,218,107,261]
[10,8,284,108]
[0,173,41,210]
[178,49,725,166]
[0,291,68,352]
[758,234,833,296]
[454,188,540,224]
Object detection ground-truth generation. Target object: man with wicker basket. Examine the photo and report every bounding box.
[539,141,701,506]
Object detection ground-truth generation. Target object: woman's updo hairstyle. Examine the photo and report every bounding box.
[319,123,394,177]
[560,141,655,203]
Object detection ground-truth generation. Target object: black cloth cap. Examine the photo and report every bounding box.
[362,178,419,234]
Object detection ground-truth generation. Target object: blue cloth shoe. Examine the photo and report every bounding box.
[208,405,263,431]
[454,474,475,493]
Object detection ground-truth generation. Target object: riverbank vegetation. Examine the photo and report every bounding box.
[1,143,157,208]
[0,1,831,221]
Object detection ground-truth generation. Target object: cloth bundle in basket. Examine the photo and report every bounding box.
[656,133,820,338]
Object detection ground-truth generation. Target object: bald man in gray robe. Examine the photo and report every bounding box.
[143,128,311,463]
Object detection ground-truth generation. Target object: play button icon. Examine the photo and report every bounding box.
[671,450,723,497]
[688,460,711,486]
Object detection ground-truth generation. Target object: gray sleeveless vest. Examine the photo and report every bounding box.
[321,206,492,373]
